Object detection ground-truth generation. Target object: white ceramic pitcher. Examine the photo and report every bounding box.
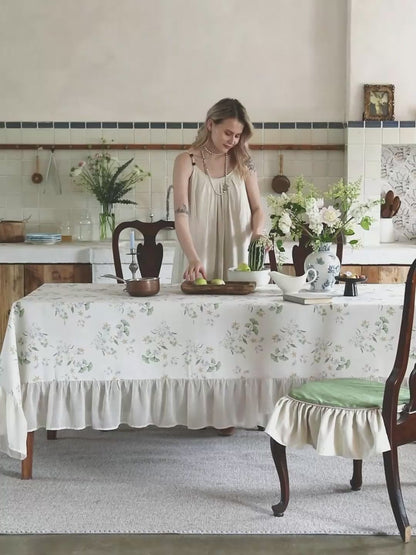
[269,268,317,295]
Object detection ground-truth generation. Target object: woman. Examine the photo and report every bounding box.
[172,98,265,283]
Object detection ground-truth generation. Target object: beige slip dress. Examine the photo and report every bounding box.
[172,154,252,283]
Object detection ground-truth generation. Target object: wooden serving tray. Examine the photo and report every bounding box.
[181,280,256,295]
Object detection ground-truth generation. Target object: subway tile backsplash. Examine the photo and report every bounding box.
[3,119,411,243]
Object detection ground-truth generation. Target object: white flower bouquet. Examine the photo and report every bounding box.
[267,176,379,253]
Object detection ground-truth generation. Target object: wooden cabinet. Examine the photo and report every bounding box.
[341,265,410,284]
[24,264,92,295]
[0,263,92,348]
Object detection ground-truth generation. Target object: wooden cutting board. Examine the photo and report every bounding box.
[181,280,256,295]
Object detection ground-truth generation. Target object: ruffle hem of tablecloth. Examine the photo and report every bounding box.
[1,377,306,460]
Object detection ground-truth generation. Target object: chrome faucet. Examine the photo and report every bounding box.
[165,184,174,221]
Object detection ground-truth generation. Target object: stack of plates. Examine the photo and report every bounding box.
[25,233,62,245]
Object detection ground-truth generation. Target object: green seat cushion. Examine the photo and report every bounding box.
[289,378,410,409]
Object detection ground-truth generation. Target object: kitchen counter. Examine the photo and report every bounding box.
[0,240,177,265]
[0,240,178,284]
[0,240,414,265]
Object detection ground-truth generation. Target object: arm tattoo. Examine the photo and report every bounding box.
[246,157,256,173]
[175,204,189,215]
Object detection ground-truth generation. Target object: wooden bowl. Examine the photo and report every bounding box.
[126,277,160,297]
[0,220,26,242]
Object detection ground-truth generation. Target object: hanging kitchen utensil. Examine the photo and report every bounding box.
[31,148,43,184]
[45,147,62,194]
[271,154,290,193]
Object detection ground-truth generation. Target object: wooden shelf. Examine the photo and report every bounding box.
[0,143,345,151]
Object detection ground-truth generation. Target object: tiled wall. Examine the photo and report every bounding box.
[381,145,416,241]
[346,120,416,245]
[0,121,346,240]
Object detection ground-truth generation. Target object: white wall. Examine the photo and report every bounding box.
[1,0,416,243]
[2,0,347,121]
[347,0,416,120]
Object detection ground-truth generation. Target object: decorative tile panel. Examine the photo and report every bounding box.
[381,145,416,240]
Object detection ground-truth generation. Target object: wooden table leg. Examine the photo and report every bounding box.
[216,427,235,436]
[21,431,34,480]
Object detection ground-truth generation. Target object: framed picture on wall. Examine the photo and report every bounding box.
[363,84,395,121]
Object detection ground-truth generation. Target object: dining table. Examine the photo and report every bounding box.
[0,281,414,471]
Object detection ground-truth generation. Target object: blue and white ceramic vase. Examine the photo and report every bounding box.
[304,242,340,292]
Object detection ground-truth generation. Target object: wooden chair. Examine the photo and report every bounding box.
[112,219,175,280]
[268,233,343,276]
[265,258,416,542]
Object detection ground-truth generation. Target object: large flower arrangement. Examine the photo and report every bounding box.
[70,150,150,239]
[267,176,379,254]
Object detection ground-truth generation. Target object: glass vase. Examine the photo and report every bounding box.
[99,204,115,241]
[304,242,340,292]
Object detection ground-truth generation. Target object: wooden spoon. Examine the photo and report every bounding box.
[391,196,401,217]
[380,203,392,218]
[31,151,43,184]
[380,190,396,218]
[385,190,395,206]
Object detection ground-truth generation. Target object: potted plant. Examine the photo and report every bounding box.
[228,236,273,287]
[267,176,380,290]
[248,236,272,271]
[70,149,150,240]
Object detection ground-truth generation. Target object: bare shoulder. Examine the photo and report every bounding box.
[174,151,194,175]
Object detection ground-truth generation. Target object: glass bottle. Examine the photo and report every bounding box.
[78,212,93,242]
[60,220,73,242]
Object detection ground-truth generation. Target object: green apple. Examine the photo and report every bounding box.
[210,278,225,285]
[194,277,208,286]
[237,262,251,272]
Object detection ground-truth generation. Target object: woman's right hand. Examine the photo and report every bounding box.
[183,259,207,282]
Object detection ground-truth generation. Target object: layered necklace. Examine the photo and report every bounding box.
[200,146,229,196]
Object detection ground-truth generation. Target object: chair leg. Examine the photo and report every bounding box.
[270,437,289,516]
[350,459,363,490]
[21,431,34,480]
[383,448,412,543]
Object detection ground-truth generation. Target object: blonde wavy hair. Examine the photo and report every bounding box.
[192,98,254,178]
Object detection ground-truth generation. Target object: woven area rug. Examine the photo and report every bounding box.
[0,426,414,535]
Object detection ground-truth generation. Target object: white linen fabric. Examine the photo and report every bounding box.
[172,164,252,282]
[265,396,391,459]
[0,282,413,460]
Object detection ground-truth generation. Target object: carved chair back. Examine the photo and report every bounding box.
[268,233,344,276]
[112,219,175,280]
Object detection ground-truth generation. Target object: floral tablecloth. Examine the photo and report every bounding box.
[0,282,414,459]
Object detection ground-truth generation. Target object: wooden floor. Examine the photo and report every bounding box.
[0,534,411,555]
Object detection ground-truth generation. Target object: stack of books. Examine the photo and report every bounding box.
[283,292,333,305]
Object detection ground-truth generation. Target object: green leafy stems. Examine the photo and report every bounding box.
[70,150,150,206]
